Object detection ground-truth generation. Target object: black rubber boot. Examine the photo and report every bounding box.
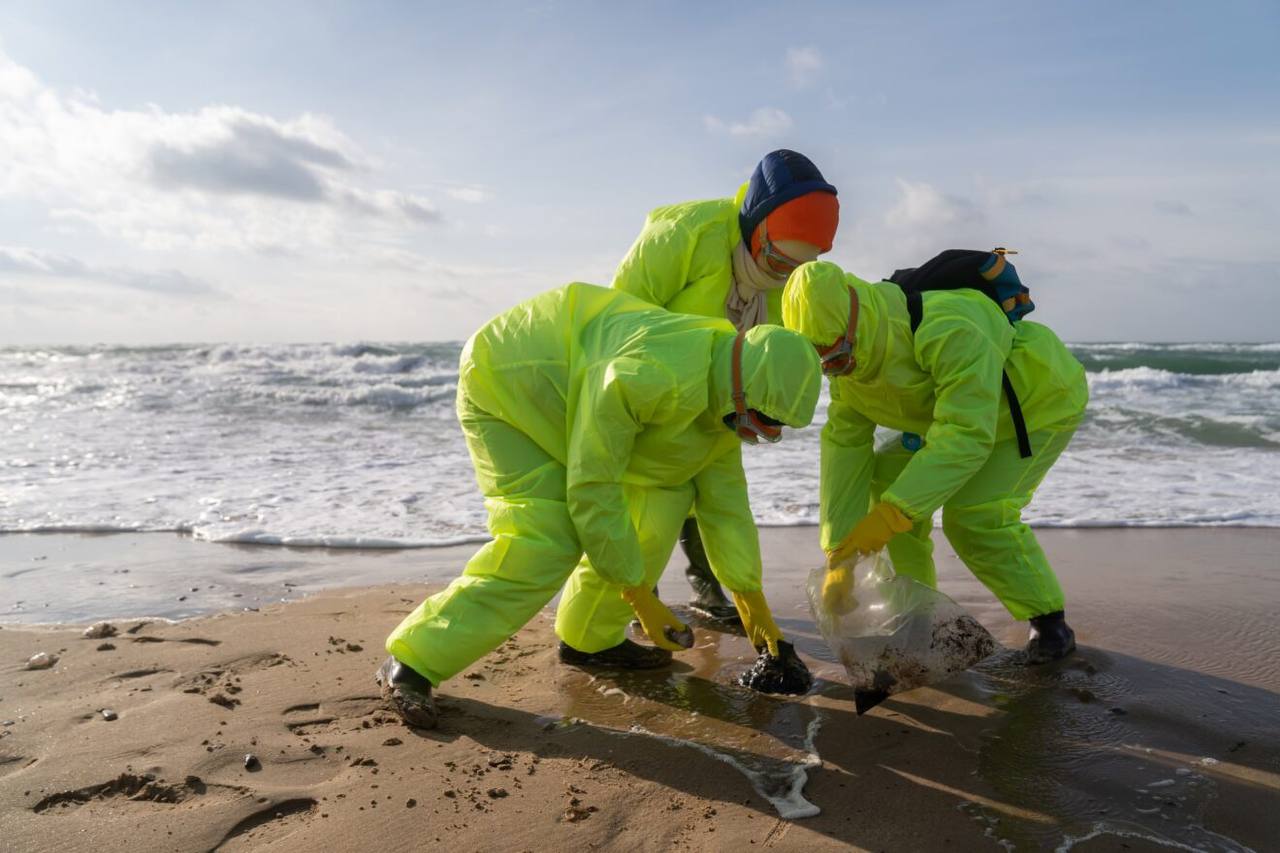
[375,656,438,729]
[1025,611,1077,664]
[558,639,672,670]
[680,518,742,625]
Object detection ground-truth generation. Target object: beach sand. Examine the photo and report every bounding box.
[2,528,1278,851]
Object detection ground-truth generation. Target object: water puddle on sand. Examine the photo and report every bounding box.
[941,648,1271,852]
[547,618,1277,847]
[550,624,826,819]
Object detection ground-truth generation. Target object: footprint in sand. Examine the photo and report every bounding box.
[281,696,387,737]
[30,772,219,814]
[29,771,320,852]
[0,753,37,777]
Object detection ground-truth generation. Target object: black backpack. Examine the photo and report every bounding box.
[887,249,1033,458]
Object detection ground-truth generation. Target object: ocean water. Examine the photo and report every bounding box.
[2,341,1278,549]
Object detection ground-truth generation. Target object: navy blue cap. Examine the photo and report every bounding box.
[738,150,838,244]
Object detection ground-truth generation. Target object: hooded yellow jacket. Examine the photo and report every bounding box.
[611,188,784,323]
[782,262,1087,549]
[460,282,819,589]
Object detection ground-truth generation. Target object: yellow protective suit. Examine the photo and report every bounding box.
[610,187,786,324]
[387,284,820,684]
[782,262,1088,620]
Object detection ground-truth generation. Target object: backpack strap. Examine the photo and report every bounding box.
[1001,371,1033,458]
[906,289,923,333]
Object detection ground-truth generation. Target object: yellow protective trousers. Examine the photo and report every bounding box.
[386,399,577,686]
[554,483,694,653]
[385,397,696,685]
[872,423,1079,621]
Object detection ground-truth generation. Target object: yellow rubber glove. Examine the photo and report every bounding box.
[826,501,913,568]
[620,587,688,652]
[820,561,857,615]
[731,590,783,657]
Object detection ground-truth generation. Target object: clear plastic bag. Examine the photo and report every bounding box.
[806,551,998,713]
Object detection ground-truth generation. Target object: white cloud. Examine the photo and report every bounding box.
[0,245,220,296]
[0,51,441,255]
[787,47,823,87]
[884,179,980,229]
[703,107,794,138]
[445,186,491,203]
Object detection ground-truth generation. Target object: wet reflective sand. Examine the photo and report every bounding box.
[549,528,1280,849]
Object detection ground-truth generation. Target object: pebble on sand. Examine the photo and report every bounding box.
[101,709,118,721]
[82,622,118,640]
[25,652,58,670]
[244,754,261,771]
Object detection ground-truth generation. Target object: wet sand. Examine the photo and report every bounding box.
[1,528,1278,851]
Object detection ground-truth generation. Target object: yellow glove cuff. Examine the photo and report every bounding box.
[731,590,782,657]
[619,586,645,605]
[828,501,914,564]
[874,501,913,533]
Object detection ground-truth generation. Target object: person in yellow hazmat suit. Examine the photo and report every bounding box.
[377,283,822,728]
[781,252,1089,663]
[595,148,839,624]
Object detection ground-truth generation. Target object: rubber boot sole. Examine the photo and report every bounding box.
[375,657,439,729]
[558,640,672,670]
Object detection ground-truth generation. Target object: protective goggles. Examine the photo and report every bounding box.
[817,289,859,377]
[730,332,785,444]
[757,221,805,279]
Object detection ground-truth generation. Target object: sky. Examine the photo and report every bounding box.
[1,1,1277,344]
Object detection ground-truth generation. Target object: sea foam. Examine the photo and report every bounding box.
[3,341,1279,547]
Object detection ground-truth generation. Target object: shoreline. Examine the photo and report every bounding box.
[5,525,1279,628]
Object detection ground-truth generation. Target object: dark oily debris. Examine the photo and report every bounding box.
[854,688,891,715]
[737,641,812,695]
[96,643,116,652]
[932,614,998,663]
[208,693,241,710]
[840,613,997,714]
[243,753,261,771]
[101,709,118,722]
[563,803,597,822]
[487,787,508,799]
[82,622,118,640]
[842,646,924,715]
[664,625,695,650]
[382,737,403,747]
